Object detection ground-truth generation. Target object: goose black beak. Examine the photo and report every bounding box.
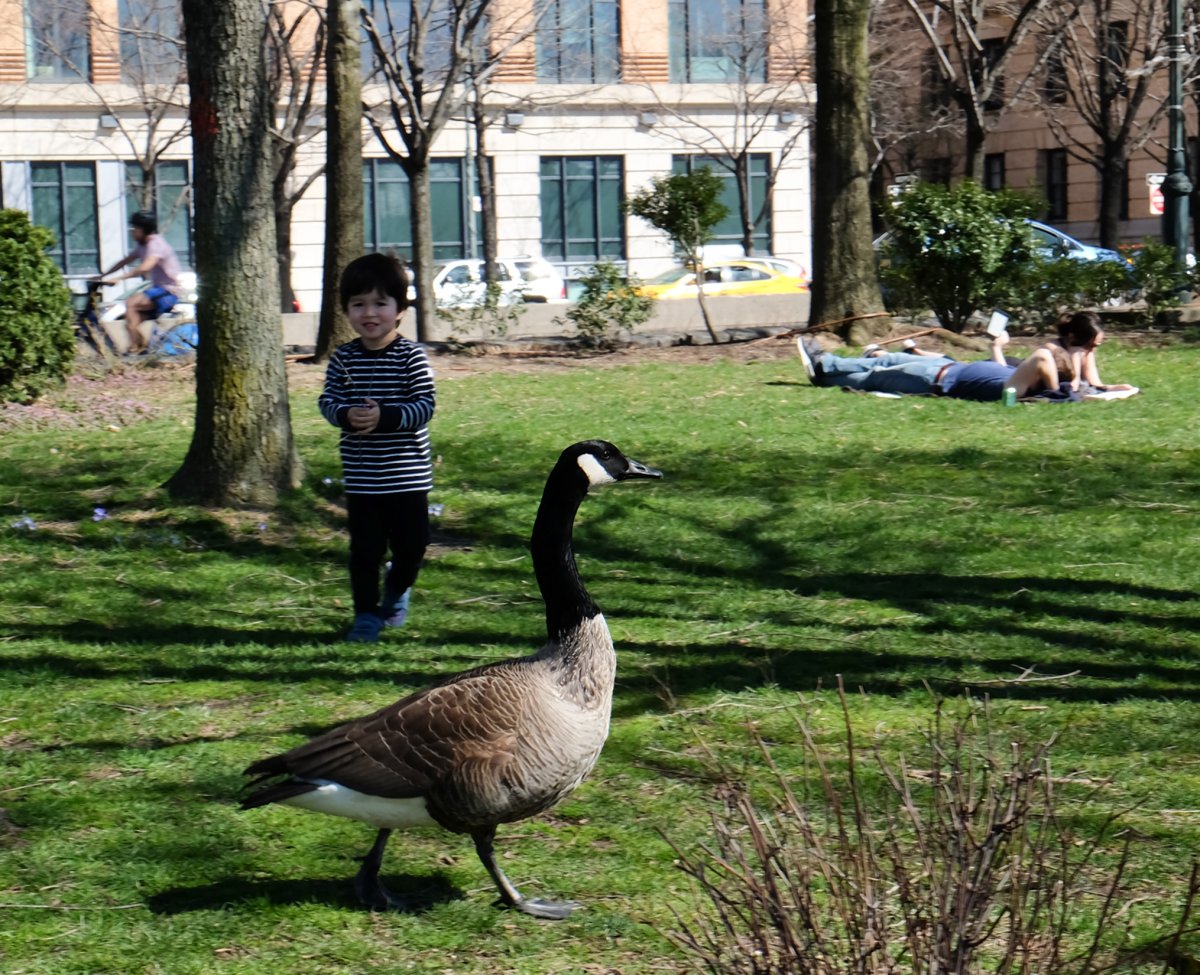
[622,459,663,480]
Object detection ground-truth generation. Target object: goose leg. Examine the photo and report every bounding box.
[353,828,407,911]
[473,827,581,920]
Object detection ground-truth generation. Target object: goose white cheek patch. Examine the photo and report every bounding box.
[577,453,617,486]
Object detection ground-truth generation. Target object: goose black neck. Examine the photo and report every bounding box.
[531,462,599,641]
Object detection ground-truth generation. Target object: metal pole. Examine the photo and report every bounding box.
[1163,0,1192,267]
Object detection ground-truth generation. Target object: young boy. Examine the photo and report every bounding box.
[318,254,435,642]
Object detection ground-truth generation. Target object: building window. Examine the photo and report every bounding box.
[1102,20,1129,99]
[973,37,1004,111]
[924,157,951,186]
[539,156,624,264]
[1042,47,1067,105]
[26,0,91,81]
[118,0,182,84]
[363,158,471,260]
[125,160,193,268]
[361,0,453,83]
[922,50,951,112]
[671,154,770,252]
[1043,148,1068,221]
[983,153,1005,191]
[30,162,99,274]
[668,0,767,83]
[537,0,619,83]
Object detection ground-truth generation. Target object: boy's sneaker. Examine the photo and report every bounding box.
[381,587,411,628]
[346,612,384,642]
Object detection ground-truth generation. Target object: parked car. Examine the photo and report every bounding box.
[741,255,809,282]
[874,220,1127,267]
[510,256,569,302]
[697,246,809,282]
[430,257,567,308]
[1025,220,1128,265]
[635,259,810,300]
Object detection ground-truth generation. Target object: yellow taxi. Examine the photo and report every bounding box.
[635,259,809,299]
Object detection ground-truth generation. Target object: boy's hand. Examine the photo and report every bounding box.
[347,398,381,433]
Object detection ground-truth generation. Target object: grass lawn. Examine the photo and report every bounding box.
[1,335,1199,974]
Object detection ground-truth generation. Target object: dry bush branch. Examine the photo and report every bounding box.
[662,679,1199,975]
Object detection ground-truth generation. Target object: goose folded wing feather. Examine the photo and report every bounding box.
[256,672,528,800]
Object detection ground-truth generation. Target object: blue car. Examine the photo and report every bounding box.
[874,219,1126,264]
[1025,220,1127,265]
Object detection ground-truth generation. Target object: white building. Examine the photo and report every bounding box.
[0,0,813,313]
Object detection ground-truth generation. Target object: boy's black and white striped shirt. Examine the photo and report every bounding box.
[318,337,435,494]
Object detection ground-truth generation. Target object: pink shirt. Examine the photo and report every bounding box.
[131,234,182,295]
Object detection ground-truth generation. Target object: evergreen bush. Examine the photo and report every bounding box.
[878,180,1041,332]
[1127,238,1194,325]
[0,209,75,403]
[1005,255,1133,326]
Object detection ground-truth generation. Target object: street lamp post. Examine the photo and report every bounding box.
[1163,0,1192,268]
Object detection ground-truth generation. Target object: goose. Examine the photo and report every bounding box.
[241,439,662,919]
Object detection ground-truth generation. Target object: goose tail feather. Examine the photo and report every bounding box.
[240,776,318,810]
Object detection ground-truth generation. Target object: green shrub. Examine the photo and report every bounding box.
[0,209,75,402]
[1127,238,1193,325]
[1005,256,1133,326]
[878,180,1041,332]
[558,261,655,347]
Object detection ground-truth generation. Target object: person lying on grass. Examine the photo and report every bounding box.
[1041,311,1136,395]
[798,332,1062,402]
[868,313,1133,394]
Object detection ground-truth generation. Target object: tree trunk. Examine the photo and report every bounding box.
[809,0,884,333]
[692,269,720,343]
[1098,143,1126,249]
[963,110,986,183]
[274,178,297,313]
[475,106,498,282]
[735,154,754,255]
[169,0,303,506]
[316,0,364,361]
[408,162,435,342]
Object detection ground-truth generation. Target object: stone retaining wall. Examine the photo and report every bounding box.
[282,292,812,347]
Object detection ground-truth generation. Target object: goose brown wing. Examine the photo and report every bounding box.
[243,659,529,801]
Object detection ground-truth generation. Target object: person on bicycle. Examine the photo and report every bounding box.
[95,211,183,354]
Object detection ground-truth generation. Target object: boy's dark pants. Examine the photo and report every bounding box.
[346,491,429,615]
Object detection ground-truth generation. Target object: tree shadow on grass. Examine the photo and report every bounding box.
[147,872,461,916]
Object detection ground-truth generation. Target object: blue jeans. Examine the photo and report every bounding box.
[817,353,954,395]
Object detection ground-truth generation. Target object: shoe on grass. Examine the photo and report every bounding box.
[381,587,411,628]
[346,612,384,643]
[796,335,816,382]
[795,336,826,386]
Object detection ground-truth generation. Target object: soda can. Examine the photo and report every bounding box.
[1002,387,1018,407]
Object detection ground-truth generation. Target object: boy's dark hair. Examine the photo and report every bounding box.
[129,210,158,235]
[339,253,410,312]
[1057,310,1102,350]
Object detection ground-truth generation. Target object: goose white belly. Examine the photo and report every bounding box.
[282,781,437,830]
